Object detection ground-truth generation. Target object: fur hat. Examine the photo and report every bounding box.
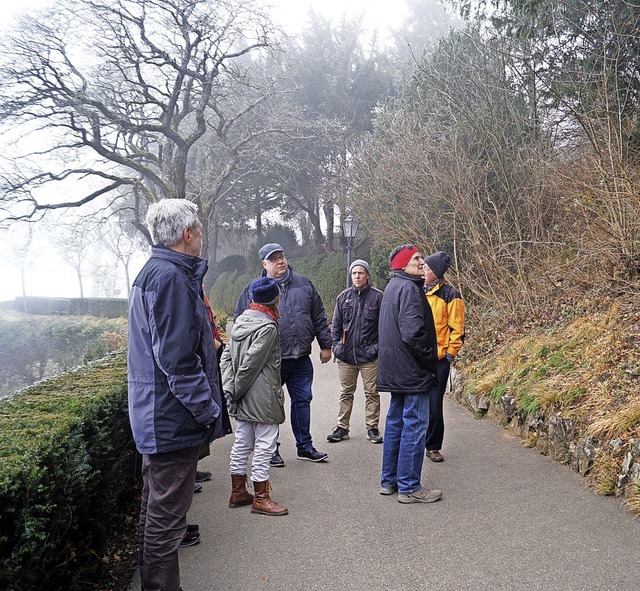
[250,277,280,305]
[424,251,451,278]
[258,243,284,261]
[349,259,370,275]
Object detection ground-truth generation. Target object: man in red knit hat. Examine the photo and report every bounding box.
[377,244,442,504]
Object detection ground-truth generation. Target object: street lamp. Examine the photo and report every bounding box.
[343,213,359,288]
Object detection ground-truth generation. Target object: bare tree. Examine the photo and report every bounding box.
[4,224,39,304]
[0,0,277,237]
[95,206,148,296]
[47,219,100,298]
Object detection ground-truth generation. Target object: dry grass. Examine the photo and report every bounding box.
[623,479,640,516]
[587,451,620,496]
[461,298,640,514]
[587,400,640,439]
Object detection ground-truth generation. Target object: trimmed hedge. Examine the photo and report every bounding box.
[0,350,138,591]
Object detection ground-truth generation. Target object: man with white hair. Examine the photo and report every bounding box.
[128,198,230,591]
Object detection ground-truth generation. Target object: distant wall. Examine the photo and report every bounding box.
[11,296,128,318]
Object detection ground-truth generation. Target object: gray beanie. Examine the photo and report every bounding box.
[424,251,451,278]
[349,259,370,275]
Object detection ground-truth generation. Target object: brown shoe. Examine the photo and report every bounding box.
[251,480,288,516]
[427,450,444,462]
[229,474,254,508]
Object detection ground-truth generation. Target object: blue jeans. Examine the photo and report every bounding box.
[281,356,314,452]
[381,392,430,494]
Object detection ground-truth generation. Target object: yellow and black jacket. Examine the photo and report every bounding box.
[425,280,465,361]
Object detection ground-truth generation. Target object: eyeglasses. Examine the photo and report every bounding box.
[268,253,286,262]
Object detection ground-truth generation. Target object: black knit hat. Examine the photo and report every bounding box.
[424,251,451,278]
[250,277,280,305]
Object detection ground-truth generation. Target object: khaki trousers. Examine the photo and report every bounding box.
[336,358,380,430]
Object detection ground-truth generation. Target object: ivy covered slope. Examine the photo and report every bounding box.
[0,351,139,591]
[457,299,640,517]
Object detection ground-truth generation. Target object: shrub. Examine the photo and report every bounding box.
[210,250,377,323]
[252,226,299,258]
[0,351,138,591]
[293,253,349,320]
[209,255,247,284]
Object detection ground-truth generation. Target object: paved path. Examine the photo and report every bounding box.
[130,349,640,591]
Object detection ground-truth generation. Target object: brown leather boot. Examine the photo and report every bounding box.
[229,474,254,508]
[251,480,288,516]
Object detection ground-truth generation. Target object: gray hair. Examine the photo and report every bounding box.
[145,199,200,247]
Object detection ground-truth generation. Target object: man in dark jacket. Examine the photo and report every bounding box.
[128,199,230,591]
[377,244,443,504]
[234,243,332,464]
[327,259,384,444]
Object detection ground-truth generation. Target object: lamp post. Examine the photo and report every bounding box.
[343,213,359,288]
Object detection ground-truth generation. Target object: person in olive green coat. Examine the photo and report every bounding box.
[220,277,288,516]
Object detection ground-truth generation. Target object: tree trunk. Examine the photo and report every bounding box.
[324,200,335,252]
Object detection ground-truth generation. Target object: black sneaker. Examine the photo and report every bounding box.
[367,428,383,444]
[193,483,203,493]
[270,444,285,468]
[180,525,201,547]
[297,448,328,462]
[327,426,349,442]
[195,470,212,483]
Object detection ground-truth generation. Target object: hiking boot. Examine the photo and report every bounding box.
[297,448,328,462]
[397,487,442,504]
[251,480,288,516]
[270,442,285,467]
[367,428,383,444]
[180,525,201,547]
[427,450,444,462]
[327,426,349,442]
[379,485,397,495]
[195,470,212,482]
[229,474,254,508]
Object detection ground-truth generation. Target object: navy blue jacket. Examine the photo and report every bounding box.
[332,283,383,365]
[376,271,438,394]
[234,266,332,360]
[127,246,229,454]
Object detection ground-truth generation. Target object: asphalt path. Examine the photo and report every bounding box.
[129,346,640,591]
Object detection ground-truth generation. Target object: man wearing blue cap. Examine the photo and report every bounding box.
[234,243,332,464]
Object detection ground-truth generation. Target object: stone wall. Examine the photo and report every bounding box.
[12,296,128,318]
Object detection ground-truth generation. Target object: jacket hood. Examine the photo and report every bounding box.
[230,310,275,342]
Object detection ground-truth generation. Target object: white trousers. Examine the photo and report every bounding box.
[229,420,279,483]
